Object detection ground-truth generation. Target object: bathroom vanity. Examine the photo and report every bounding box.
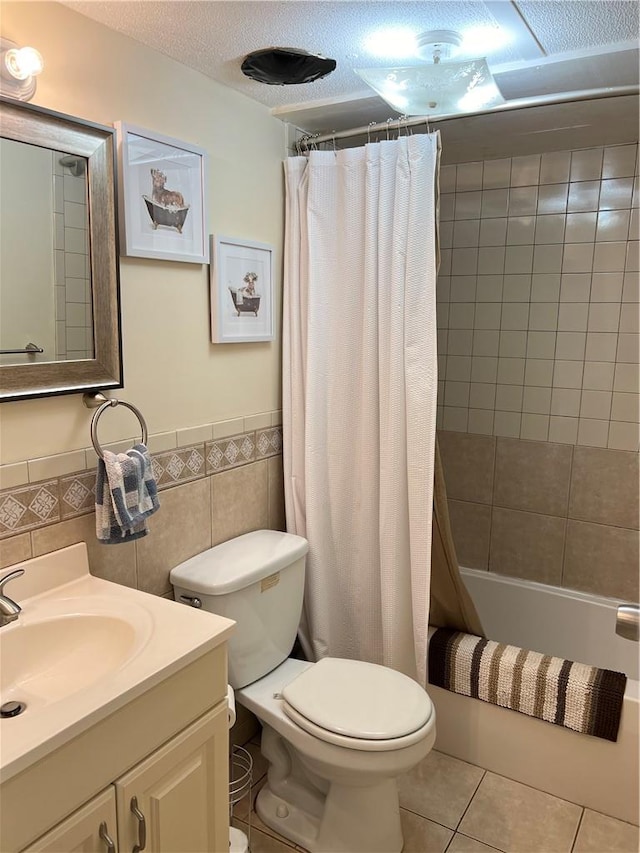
[0,544,235,852]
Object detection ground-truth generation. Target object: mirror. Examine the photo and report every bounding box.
[0,96,122,401]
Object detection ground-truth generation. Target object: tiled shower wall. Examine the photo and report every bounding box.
[436,143,639,450]
[436,142,639,602]
[439,430,639,603]
[53,151,92,360]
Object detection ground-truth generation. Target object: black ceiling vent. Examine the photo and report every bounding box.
[241,48,336,85]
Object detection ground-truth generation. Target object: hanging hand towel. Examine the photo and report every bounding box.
[95,444,160,544]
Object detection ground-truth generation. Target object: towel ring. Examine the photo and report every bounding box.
[90,399,148,459]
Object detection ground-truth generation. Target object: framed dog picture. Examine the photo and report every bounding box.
[210,235,275,343]
[115,122,208,263]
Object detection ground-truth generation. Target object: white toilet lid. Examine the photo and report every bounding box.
[281,657,432,741]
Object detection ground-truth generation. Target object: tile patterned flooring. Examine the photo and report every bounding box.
[232,740,640,853]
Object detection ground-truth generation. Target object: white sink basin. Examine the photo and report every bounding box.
[1,611,146,708]
[0,543,234,783]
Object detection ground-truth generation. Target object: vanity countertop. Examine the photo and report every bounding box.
[0,543,234,783]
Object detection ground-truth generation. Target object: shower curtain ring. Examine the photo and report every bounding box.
[367,121,375,144]
[386,117,394,140]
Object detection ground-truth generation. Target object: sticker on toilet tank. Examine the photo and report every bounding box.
[261,572,280,592]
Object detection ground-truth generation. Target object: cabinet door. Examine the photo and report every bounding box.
[22,788,118,853]
[115,704,228,853]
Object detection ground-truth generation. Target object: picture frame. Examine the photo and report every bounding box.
[115,122,208,263]
[210,234,275,343]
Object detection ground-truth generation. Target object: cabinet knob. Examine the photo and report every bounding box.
[130,796,147,853]
[99,821,116,852]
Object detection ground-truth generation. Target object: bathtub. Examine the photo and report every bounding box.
[428,568,639,825]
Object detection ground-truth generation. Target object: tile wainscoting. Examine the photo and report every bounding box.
[0,419,285,597]
[439,429,639,602]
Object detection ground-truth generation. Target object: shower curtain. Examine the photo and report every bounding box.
[283,133,440,686]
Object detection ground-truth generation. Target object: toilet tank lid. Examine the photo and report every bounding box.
[169,530,309,595]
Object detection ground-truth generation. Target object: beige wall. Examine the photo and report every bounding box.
[0,2,286,466]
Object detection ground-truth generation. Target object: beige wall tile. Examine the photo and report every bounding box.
[564,520,639,601]
[400,809,453,853]
[31,514,137,589]
[459,772,581,853]
[569,446,639,529]
[398,750,484,830]
[0,462,29,490]
[211,460,269,546]
[573,809,640,852]
[212,418,245,439]
[490,507,566,585]
[28,450,86,483]
[438,431,496,504]
[0,533,32,569]
[267,456,286,532]
[494,437,573,516]
[136,478,212,596]
[448,500,491,570]
[244,412,272,432]
[145,430,177,453]
[176,423,214,446]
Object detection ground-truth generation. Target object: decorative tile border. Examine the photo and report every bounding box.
[152,444,207,491]
[205,432,256,474]
[60,470,96,519]
[256,427,283,459]
[0,426,283,540]
[0,480,60,539]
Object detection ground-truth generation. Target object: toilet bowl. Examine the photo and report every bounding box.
[171,530,436,853]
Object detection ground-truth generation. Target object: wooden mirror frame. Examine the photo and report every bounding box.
[0,97,123,402]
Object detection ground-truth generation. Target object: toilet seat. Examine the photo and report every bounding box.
[281,657,434,752]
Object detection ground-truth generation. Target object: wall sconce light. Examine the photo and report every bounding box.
[0,37,44,101]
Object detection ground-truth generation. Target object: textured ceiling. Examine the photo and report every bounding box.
[63,0,639,134]
[516,0,638,53]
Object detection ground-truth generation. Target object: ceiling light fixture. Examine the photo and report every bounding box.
[355,30,505,118]
[0,37,44,101]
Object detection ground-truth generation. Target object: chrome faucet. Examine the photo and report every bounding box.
[0,568,25,627]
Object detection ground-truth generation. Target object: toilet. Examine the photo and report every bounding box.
[170,530,436,853]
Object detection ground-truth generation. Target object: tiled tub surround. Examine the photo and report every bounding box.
[0,413,285,596]
[437,144,639,451]
[439,430,639,603]
[52,151,92,361]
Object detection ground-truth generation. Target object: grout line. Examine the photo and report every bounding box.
[560,443,575,585]
[454,768,487,832]
[569,807,586,853]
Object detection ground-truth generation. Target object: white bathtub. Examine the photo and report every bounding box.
[428,568,639,825]
[461,567,639,681]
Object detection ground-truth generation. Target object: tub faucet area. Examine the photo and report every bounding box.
[616,604,640,642]
[0,569,24,627]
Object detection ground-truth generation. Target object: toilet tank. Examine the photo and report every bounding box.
[170,530,309,689]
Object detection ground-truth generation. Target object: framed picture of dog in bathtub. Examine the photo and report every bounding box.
[210,235,275,342]
[115,122,208,263]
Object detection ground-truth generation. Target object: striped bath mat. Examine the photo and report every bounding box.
[428,628,627,742]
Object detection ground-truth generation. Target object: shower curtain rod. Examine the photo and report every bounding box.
[300,85,639,148]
